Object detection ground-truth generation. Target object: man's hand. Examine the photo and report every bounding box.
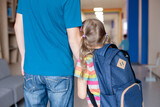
[21,57,25,75]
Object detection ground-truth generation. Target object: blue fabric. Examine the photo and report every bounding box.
[141,0,149,64]
[16,0,23,14]
[119,39,129,51]
[24,73,74,107]
[92,44,143,107]
[17,0,82,76]
[127,0,139,63]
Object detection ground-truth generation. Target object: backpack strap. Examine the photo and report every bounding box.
[96,44,117,56]
[94,44,119,95]
[87,86,98,107]
[106,49,120,64]
[121,50,136,80]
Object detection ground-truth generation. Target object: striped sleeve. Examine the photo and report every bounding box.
[74,59,89,81]
[74,55,94,80]
[74,59,83,79]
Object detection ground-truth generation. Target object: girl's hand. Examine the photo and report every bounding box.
[77,78,87,99]
[21,58,25,76]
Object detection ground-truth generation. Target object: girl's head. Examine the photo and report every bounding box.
[80,19,111,76]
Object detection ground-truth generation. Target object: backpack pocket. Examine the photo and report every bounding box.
[116,80,143,107]
[100,94,117,107]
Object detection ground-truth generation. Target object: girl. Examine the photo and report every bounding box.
[74,19,111,107]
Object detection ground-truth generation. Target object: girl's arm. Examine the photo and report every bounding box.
[77,78,87,99]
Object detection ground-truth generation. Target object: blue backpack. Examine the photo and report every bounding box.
[87,44,143,107]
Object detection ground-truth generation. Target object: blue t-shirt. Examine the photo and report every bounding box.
[17,0,82,76]
[119,39,129,51]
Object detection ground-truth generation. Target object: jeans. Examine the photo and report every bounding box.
[24,73,74,107]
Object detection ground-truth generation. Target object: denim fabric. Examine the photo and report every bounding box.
[24,73,74,107]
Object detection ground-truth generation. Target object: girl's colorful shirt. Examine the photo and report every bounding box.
[74,55,100,107]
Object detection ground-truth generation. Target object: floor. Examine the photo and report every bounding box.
[9,63,160,107]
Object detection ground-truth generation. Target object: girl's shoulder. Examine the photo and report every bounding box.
[84,54,93,63]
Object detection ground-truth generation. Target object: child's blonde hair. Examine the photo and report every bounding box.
[79,19,111,77]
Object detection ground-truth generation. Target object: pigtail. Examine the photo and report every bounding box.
[103,34,112,45]
[79,38,87,76]
[79,37,94,78]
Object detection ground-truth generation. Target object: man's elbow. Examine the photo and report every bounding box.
[67,28,81,42]
[14,22,18,32]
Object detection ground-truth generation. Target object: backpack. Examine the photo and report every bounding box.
[87,44,143,107]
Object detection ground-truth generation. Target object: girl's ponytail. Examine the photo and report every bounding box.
[103,34,111,45]
[79,37,94,77]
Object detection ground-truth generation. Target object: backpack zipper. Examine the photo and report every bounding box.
[121,83,140,107]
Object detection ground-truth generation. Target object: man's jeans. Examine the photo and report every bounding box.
[24,73,74,107]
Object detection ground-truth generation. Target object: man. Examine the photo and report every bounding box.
[14,0,82,106]
[119,34,129,51]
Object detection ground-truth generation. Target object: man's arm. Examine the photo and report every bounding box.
[67,27,81,60]
[14,13,25,75]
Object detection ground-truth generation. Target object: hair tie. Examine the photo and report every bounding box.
[105,33,108,37]
[83,35,86,38]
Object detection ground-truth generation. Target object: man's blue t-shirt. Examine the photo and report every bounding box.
[17,0,82,76]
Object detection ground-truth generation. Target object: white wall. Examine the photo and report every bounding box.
[112,14,120,45]
[104,20,112,34]
[103,13,120,45]
[148,0,160,64]
[122,2,127,39]
[122,2,127,20]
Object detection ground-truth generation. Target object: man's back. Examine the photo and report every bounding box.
[17,0,82,76]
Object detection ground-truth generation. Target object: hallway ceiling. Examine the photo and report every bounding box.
[84,12,119,21]
[81,0,126,9]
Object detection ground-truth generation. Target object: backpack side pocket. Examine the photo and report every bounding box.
[100,93,117,107]
[116,80,143,107]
